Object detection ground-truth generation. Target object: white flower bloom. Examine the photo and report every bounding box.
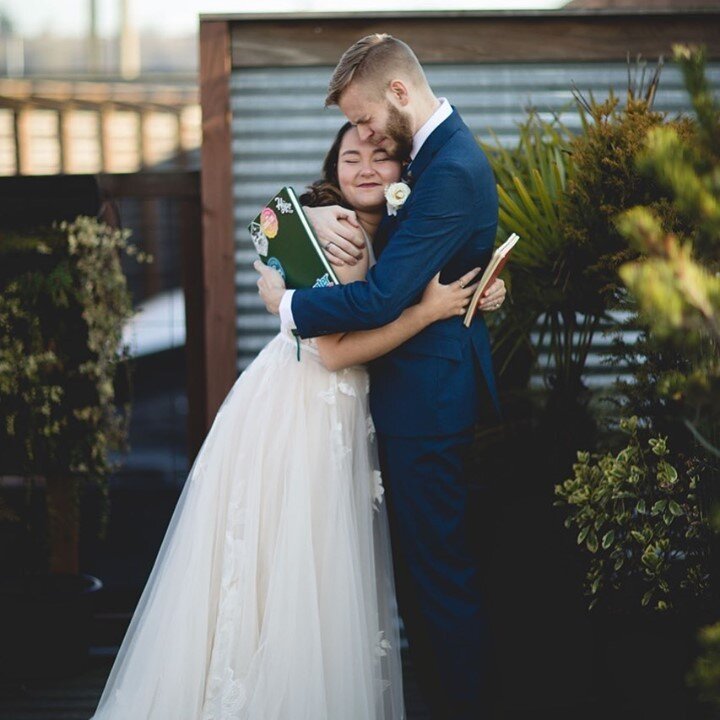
[384,182,411,216]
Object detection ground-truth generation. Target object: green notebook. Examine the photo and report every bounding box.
[248,186,340,289]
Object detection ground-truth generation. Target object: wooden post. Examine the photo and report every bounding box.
[138,107,152,169]
[45,475,80,575]
[180,191,206,461]
[174,108,188,170]
[140,197,161,297]
[13,105,30,175]
[58,107,73,173]
[98,104,113,172]
[199,20,237,433]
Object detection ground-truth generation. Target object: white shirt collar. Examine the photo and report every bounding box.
[410,97,452,161]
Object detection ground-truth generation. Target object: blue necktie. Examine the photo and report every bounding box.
[401,162,414,184]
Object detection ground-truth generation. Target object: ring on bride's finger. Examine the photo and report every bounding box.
[324,241,334,251]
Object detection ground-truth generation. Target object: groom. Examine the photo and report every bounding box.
[257,34,503,718]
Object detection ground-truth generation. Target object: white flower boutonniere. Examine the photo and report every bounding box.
[384,182,411,216]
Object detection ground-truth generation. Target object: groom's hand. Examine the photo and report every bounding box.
[303,205,365,267]
[254,260,286,315]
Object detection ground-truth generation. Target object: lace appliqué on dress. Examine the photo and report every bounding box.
[372,470,385,510]
[330,421,352,459]
[318,369,366,459]
[201,493,248,719]
[317,368,363,405]
[374,632,394,693]
[375,630,392,658]
[202,666,247,720]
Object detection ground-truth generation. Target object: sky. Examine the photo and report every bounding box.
[0,0,566,37]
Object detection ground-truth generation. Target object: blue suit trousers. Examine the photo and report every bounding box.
[378,428,497,719]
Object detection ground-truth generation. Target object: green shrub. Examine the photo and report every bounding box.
[554,416,711,612]
[0,215,150,571]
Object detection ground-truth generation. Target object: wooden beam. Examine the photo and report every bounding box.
[0,78,198,107]
[227,11,720,66]
[199,20,237,435]
[97,170,200,198]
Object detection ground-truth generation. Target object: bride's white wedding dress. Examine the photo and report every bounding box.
[90,253,405,719]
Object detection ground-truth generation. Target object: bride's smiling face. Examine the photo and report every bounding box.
[337,127,402,213]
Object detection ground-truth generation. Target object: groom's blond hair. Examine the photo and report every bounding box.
[325,34,427,107]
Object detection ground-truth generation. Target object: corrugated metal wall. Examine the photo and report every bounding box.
[230,60,720,382]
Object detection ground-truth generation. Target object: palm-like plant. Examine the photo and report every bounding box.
[481,110,601,396]
[483,58,679,397]
[480,60,679,480]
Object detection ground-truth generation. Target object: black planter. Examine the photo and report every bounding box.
[0,572,102,680]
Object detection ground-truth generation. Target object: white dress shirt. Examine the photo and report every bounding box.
[410,97,451,161]
[278,97,452,331]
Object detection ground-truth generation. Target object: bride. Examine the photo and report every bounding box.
[89,122,491,720]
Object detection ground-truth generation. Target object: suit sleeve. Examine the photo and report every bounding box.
[291,159,496,337]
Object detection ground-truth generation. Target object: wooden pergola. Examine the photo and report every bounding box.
[0,79,198,175]
[195,8,720,452]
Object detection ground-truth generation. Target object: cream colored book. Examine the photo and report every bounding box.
[463,232,519,327]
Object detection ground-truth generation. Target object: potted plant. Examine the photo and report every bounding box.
[0,215,150,678]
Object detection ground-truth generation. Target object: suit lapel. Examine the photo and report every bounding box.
[375,108,466,259]
[406,107,464,185]
[374,212,395,259]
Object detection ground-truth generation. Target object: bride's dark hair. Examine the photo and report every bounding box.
[299,121,354,209]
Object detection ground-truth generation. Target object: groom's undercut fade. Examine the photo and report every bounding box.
[325,34,426,107]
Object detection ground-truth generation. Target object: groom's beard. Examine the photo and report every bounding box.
[384,102,414,163]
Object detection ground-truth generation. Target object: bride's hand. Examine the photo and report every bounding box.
[254,260,287,315]
[419,268,480,322]
[477,277,507,313]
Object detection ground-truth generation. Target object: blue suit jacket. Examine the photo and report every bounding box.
[292,108,500,436]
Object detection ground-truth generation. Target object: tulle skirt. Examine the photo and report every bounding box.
[90,331,405,720]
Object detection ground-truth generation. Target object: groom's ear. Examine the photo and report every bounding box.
[387,79,410,106]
